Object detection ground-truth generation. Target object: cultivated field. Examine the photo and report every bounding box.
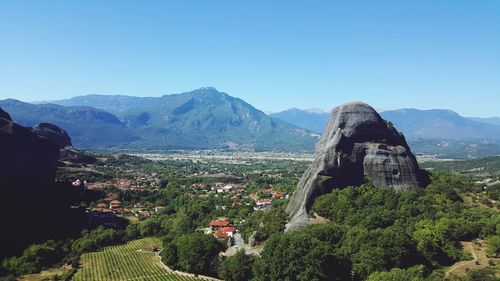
[72,237,216,281]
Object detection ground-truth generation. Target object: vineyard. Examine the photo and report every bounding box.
[72,237,217,281]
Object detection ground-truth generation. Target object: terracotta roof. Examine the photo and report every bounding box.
[220,227,236,233]
[214,230,229,238]
[210,219,230,227]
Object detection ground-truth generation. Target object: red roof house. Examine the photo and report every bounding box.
[209,219,230,229]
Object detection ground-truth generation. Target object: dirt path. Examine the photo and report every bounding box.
[446,240,499,278]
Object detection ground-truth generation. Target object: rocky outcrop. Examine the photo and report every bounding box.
[30,122,98,165]
[31,122,72,149]
[0,107,11,121]
[285,102,427,231]
[0,111,59,186]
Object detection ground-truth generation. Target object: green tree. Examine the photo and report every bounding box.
[253,224,350,281]
[366,265,425,281]
[1,241,60,275]
[486,235,500,257]
[139,218,162,237]
[218,250,254,281]
[161,233,225,277]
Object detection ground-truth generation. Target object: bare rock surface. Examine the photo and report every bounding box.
[285,102,426,231]
[31,122,72,149]
[0,107,11,121]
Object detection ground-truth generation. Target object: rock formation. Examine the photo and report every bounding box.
[0,107,11,121]
[31,122,72,149]
[285,102,427,231]
[0,108,59,186]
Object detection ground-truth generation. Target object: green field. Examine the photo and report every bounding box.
[72,237,216,281]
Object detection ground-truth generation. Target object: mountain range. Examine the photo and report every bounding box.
[269,108,329,134]
[0,99,139,148]
[271,107,500,139]
[2,88,500,158]
[270,107,500,158]
[1,88,318,151]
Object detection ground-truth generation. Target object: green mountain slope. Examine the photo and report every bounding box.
[11,88,319,151]
[270,108,329,134]
[0,99,140,148]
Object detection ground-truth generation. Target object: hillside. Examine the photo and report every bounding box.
[272,107,500,140]
[116,88,318,150]
[380,109,500,140]
[0,99,140,148]
[469,117,500,126]
[10,88,318,151]
[271,107,500,158]
[53,94,158,114]
[269,108,329,134]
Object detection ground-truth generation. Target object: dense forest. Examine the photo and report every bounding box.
[1,156,499,281]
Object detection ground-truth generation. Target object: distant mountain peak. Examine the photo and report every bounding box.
[20,88,317,151]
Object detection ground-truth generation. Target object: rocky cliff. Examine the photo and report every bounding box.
[0,109,59,187]
[31,122,72,149]
[285,102,427,231]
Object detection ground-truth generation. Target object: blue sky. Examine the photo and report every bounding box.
[0,1,499,117]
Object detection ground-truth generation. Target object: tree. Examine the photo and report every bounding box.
[139,218,162,237]
[161,233,225,277]
[486,235,500,257]
[351,246,385,280]
[253,224,350,281]
[367,265,425,281]
[412,220,460,266]
[218,250,254,281]
[1,241,60,275]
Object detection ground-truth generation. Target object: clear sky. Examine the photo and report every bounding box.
[0,1,499,117]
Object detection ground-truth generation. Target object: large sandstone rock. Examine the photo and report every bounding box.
[285,102,426,231]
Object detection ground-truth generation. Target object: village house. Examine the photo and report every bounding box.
[142,245,159,252]
[109,200,122,210]
[137,210,152,218]
[103,193,119,202]
[272,192,286,199]
[86,182,104,190]
[255,199,272,210]
[209,218,230,231]
[191,182,205,188]
[214,226,237,238]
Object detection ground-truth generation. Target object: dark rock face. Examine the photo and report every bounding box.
[31,122,72,149]
[0,110,88,260]
[59,146,97,164]
[0,115,59,186]
[285,102,426,231]
[0,107,11,121]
